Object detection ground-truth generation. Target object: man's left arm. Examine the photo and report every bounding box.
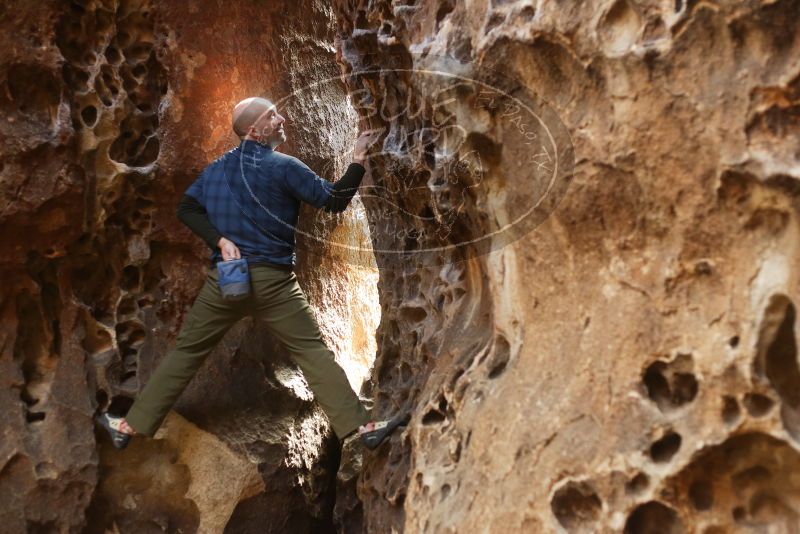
[176,194,222,250]
[283,130,378,213]
[323,163,366,213]
[322,130,379,212]
[284,157,366,213]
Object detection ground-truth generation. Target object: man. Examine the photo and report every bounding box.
[97,96,407,450]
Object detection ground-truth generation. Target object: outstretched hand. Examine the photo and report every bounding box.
[353,129,382,165]
[218,237,241,261]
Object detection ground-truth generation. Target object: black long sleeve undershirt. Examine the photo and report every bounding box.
[176,195,221,250]
[176,162,367,249]
[323,162,366,213]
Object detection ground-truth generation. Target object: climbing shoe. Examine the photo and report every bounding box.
[95,413,133,449]
[359,413,410,450]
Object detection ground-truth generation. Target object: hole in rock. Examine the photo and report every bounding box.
[117,295,137,316]
[122,74,138,92]
[755,295,800,439]
[487,334,510,378]
[137,295,154,308]
[121,265,140,291]
[74,68,90,85]
[660,432,800,530]
[440,484,451,501]
[551,481,602,531]
[641,16,666,43]
[110,122,160,167]
[81,105,97,127]
[26,411,46,423]
[732,506,746,522]
[600,0,641,55]
[106,46,121,63]
[422,395,448,425]
[650,431,681,463]
[624,501,683,534]
[722,395,741,425]
[94,77,112,107]
[435,0,455,29]
[642,353,698,412]
[121,370,137,381]
[743,392,775,417]
[400,306,427,324]
[689,479,714,510]
[519,5,536,21]
[626,472,649,495]
[422,409,445,425]
[486,12,505,32]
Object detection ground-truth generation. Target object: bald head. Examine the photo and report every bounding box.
[232,97,274,138]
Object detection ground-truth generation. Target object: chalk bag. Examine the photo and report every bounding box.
[216,258,251,301]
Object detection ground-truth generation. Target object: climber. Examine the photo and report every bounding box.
[96,96,408,450]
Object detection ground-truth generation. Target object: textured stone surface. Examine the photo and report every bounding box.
[331,0,800,532]
[3,0,800,532]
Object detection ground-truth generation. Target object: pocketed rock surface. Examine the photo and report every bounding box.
[1,0,800,533]
[331,0,800,532]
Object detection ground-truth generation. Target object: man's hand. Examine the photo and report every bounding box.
[353,129,382,165]
[218,237,241,261]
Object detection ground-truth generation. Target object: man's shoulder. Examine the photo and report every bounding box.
[200,149,237,175]
[269,150,303,168]
[212,148,238,166]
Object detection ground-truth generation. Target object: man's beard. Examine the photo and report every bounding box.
[256,128,284,149]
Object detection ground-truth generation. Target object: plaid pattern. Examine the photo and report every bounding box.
[185,140,333,266]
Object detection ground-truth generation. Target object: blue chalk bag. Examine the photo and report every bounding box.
[216,258,251,300]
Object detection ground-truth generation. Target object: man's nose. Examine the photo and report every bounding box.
[278,114,285,124]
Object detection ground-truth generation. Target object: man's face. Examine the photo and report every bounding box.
[252,105,286,148]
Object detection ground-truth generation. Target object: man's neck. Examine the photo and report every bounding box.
[240,137,276,150]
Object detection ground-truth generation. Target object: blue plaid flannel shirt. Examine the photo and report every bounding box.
[184,139,334,266]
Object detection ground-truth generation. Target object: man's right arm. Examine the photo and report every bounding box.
[176,194,222,250]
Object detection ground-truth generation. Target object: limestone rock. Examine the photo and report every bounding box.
[330,0,800,532]
[3,0,800,532]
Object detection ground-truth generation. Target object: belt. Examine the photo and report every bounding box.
[249,260,294,272]
[209,260,294,273]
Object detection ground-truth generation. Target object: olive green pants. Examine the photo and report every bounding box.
[126,264,371,439]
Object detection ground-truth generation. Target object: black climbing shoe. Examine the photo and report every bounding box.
[359,413,410,450]
[95,413,133,450]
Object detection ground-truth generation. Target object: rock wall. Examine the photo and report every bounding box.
[331,0,800,532]
[3,0,800,532]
